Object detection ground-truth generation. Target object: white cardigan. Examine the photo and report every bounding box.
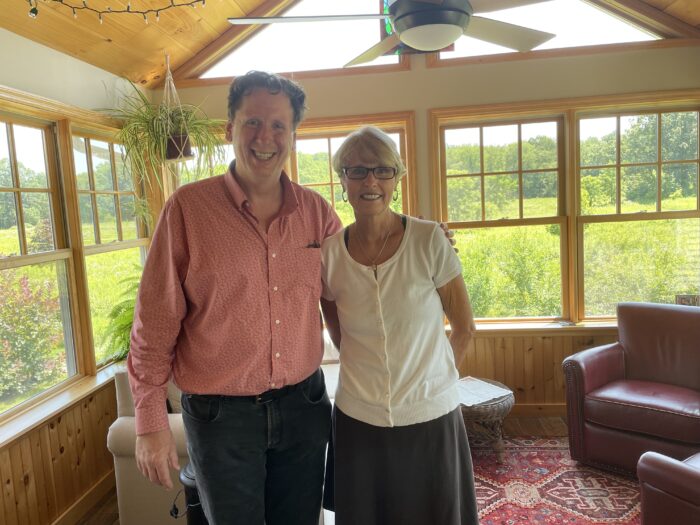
[321,216,462,427]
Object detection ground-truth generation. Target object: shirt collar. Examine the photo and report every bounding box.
[224,160,300,217]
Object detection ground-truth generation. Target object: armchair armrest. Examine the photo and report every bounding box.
[562,342,625,462]
[638,451,700,505]
[107,413,189,457]
[563,342,625,394]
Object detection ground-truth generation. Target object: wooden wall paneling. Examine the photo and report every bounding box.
[57,413,80,510]
[513,337,525,403]
[0,448,18,524]
[493,337,506,385]
[85,393,100,475]
[543,336,555,403]
[0,461,5,524]
[19,438,41,525]
[555,336,572,394]
[8,442,29,525]
[94,383,117,476]
[77,398,98,487]
[39,427,58,522]
[28,432,50,524]
[503,337,515,396]
[534,337,547,404]
[523,336,536,404]
[47,415,69,516]
[65,407,88,496]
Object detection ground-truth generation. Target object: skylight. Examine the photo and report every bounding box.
[202,0,398,78]
[440,0,658,60]
[202,0,659,78]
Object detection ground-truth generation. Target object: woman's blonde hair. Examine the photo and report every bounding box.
[332,126,406,180]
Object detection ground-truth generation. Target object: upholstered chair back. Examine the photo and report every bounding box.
[618,302,700,390]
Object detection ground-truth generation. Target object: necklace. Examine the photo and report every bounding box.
[354,215,395,275]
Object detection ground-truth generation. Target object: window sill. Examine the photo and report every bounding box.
[471,320,617,337]
[0,362,121,449]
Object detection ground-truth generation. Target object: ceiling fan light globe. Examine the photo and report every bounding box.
[399,24,464,51]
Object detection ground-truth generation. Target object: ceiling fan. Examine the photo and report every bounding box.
[228,0,556,67]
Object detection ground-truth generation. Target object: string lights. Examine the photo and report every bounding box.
[26,0,206,23]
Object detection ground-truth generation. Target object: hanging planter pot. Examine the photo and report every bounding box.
[165,133,194,161]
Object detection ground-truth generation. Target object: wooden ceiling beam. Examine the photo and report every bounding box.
[172,0,302,81]
[587,0,700,38]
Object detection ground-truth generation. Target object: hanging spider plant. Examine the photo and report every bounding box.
[110,82,226,190]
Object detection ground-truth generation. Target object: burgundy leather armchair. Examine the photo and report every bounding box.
[562,302,700,475]
[638,451,700,525]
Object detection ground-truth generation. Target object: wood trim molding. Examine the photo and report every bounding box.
[0,85,118,131]
[53,472,115,525]
[428,88,700,124]
[173,56,411,89]
[425,38,700,69]
[586,0,700,38]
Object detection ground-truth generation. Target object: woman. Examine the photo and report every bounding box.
[320,126,479,525]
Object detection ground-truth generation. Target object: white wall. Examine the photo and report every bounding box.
[177,44,700,215]
[0,28,133,110]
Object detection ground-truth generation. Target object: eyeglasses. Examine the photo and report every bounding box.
[342,166,397,180]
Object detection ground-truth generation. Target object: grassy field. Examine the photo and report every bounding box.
[1,194,698,411]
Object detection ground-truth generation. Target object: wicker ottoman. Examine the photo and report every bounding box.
[460,378,515,462]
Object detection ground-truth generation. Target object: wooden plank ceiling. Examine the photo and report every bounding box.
[1,0,699,89]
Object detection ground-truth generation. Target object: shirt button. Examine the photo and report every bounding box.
[271,382,276,388]
[275,353,280,358]
[272,253,277,258]
[275,319,280,325]
[273,286,278,291]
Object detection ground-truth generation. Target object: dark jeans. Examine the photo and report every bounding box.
[181,368,331,525]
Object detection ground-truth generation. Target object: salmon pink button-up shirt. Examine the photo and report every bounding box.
[128,166,342,435]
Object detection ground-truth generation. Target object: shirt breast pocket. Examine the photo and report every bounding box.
[290,247,322,296]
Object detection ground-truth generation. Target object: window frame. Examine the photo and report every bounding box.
[430,89,700,323]
[0,86,153,421]
[291,111,418,217]
[574,106,700,318]
[436,114,569,322]
[0,114,83,418]
[70,130,150,366]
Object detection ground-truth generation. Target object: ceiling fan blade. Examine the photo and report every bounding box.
[345,33,402,68]
[228,14,387,25]
[469,0,553,14]
[465,16,554,51]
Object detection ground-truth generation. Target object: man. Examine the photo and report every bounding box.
[128,71,341,525]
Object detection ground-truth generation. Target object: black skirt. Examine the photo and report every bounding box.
[323,406,479,525]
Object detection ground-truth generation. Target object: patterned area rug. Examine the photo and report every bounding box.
[471,437,641,524]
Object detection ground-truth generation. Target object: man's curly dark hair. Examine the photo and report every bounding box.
[227,71,307,130]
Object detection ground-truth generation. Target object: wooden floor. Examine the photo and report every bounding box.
[77,416,568,525]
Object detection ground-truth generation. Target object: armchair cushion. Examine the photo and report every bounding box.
[586,380,700,444]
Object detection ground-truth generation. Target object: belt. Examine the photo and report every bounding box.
[253,370,317,404]
[253,382,302,404]
[185,370,317,405]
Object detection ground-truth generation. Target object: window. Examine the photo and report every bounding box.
[292,114,417,225]
[440,119,565,319]
[434,0,656,63]
[72,135,149,364]
[0,119,77,413]
[179,144,234,186]
[434,94,700,322]
[202,0,403,78]
[578,110,700,316]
